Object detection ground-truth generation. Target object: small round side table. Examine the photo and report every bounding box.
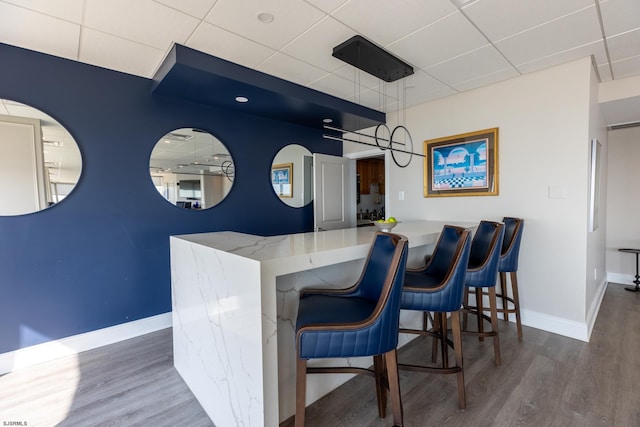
[618,248,640,292]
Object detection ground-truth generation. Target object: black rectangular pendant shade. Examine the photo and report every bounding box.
[332,35,414,83]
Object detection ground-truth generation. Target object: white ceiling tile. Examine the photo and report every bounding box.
[452,67,521,92]
[79,28,166,77]
[303,0,349,14]
[308,72,358,100]
[352,88,394,111]
[205,0,325,50]
[281,16,355,73]
[462,0,595,41]
[152,0,218,19]
[495,6,603,66]
[611,54,640,79]
[329,0,456,46]
[404,87,458,106]
[598,63,613,81]
[388,11,487,69]
[333,65,387,91]
[426,45,513,86]
[256,52,330,86]
[187,22,276,69]
[599,0,640,37]
[515,40,608,75]
[1,0,85,23]
[84,0,200,50]
[607,28,640,62]
[0,2,80,60]
[401,70,452,98]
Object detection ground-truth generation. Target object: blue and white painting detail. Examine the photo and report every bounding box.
[432,138,488,189]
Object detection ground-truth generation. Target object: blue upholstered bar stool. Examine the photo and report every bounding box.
[461,220,505,366]
[497,217,525,340]
[398,225,472,409]
[295,232,409,427]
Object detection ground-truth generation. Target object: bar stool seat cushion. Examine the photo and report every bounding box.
[402,267,467,312]
[296,295,380,358]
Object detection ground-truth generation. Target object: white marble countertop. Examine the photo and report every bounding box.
[170,219,477,426]
[174,220,475,275]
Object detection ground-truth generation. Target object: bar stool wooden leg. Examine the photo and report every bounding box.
[384,349,403,427]
[488,287,501,366]
[373,354,387,418]
[429,312,439,363]
[510,271,523,340]
[451,311,466,409]
[295,358,307,427]
[476,288,484,342]
[440,313,449,368]
[462,288,469,331]
[499,272,509,321]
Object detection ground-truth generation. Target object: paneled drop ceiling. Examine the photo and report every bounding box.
[0,0,639,121]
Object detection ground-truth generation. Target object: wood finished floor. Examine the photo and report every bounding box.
[1,283,639,426]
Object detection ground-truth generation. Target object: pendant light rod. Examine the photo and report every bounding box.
[323,124,404,147]
[322,125,424,159]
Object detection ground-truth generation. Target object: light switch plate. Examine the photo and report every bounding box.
[548,185,566,199]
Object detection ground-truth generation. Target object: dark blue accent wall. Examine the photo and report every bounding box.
[0,43,342,354]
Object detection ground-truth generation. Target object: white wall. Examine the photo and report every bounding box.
[585,64,609,332]
[606,126,640,283]
[381,58,598,340]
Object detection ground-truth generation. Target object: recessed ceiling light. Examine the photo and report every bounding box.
[257,12,274,23]
[235,96,249,103]
[323,118,333,124]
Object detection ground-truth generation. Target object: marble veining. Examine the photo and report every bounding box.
[171,221,476,426]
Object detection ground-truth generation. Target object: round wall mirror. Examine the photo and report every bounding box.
[149,128,234,210]
[271,144,312,208]
[0,99,82,216]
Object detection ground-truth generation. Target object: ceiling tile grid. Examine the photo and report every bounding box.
[83,0,200,51]
[387,11,489,70]
[204,0,325,51]
[79,28,167,78]
[0,0,638,117]
[327,0,457,46]
[0,1,80,61]
[2,0,85,23]
[187,22,277,70]
[152,0,219,20]
[492,6,604,68]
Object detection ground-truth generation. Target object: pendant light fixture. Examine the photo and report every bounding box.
[323,35,422,167]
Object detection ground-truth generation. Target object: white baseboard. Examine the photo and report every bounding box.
[585,278,608,341]
[520,309,589,342]
[607,272,634,286]
[0,312,172,375]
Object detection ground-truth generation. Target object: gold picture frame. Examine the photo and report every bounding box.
[424,128,499,197]
[272,163,293,198]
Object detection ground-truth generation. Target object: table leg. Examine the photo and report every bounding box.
[625,252,640,292]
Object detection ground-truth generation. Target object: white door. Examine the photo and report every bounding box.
[313,153,356,231]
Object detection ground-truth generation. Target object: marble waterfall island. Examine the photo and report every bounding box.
[170,220,475,426]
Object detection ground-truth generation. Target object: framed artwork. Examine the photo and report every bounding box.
[588,138,601,232]
[424,128,499,197]
[272,163,293,198]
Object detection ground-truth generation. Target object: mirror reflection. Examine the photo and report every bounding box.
[149,128,234,210]
[0,99,82,216]
[271,144,312,208]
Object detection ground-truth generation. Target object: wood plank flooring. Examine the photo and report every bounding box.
[1,283,639,426]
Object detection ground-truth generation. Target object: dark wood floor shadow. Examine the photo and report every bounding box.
[1,283,638,426]
[281,283,640,427]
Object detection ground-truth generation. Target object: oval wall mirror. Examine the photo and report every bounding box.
[149,128,234,210]
[0,99,82,216]
[271,144,313,208]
